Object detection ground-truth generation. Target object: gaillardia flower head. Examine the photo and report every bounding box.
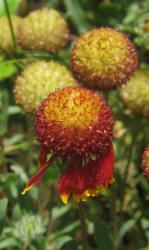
[22,87,115,203]
[120,67,149,116]
[71,28,138,90]
[14,60,77,113]
[141,146,149,181]
[0,15,21,54]
[16,8,69,53]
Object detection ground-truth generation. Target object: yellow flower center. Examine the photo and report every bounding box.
[44,88,102,130]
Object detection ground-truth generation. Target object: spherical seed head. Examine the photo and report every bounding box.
[71,28,138,91]
[35,87,114,159]
[14,60,78,113]
[0,15,21,54]
[142,146,149,181]
[120,68,149,116]
[17,8,69,53]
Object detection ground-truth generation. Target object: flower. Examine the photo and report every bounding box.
[119,67,149,116]
[0,15,21,54]
[16,8,69,53]
[141,146,149,181]
[14,60,77,113]
[71,28,138,91]
[22,87,114,203]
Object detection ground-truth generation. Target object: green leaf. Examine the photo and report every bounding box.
[116,219,136,246]
[10,183,18,198]
[64,0,91,34]
[10,165,28,183]
[0,62,16,80]
[94,220,113,250]
[0,0,22,16]
[53,236,72,250]
[52,204,71,222]
[49,221,80,242]
[0,197,8,221]
[0,238,17,249]
[0,89,9,135]
[65,240,79,250]
[46,0,60,8]
[8,105,22,115]
[12,203,22,221]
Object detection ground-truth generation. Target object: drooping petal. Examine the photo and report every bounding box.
[83,143,115,196]
[58,160,86,204]
[21,155,56,195]
[58,143,115,204]
[95,143,115,187]
[38,146,48,169]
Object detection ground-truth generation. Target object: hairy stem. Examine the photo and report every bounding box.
[78,202,88,250]
[3,0,17,49]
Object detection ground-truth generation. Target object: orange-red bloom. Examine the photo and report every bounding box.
[141,145,149,181]
[22,87,115,203]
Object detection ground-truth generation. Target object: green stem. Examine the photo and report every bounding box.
[78,202,88,250]
[120,125,138,211]
[0,58,36,65]
[3,0,17,49]
[0,132,7,175]
[47,184,55,237]
[111,185,117,250]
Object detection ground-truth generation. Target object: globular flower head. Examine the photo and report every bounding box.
[0,15,21,54]
[13,214,45,243]
[22,87,115,203]
[14,61,77,113]
[16,8,69,53]
[35,87,114,160]
[120,67,149,116]
[141,145,149,181]
[71,28,138,91]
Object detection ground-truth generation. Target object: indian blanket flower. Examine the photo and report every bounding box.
[119,67,149,116]
[16,8,69,53]
[14,60,78,113]
[22,87,115,203]
[142,146,149,181]
[71,28,138,91]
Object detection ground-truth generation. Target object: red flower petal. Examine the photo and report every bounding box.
[21,155,56,195]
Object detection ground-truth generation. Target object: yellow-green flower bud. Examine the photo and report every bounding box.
[14,60,78,113]
[16,8,69,53]
[71,28,138,91]
[0,15,21,54]
[120,68,149,116]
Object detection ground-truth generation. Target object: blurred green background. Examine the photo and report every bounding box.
[0,0,149,249]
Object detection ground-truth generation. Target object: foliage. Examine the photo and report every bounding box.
[0,0,149,250]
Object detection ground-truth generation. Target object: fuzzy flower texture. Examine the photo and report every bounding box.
[22,87,115,203]
[71,28,138,90]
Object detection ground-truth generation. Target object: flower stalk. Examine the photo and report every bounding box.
[3,0,17,50]
[78,202,88,250]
